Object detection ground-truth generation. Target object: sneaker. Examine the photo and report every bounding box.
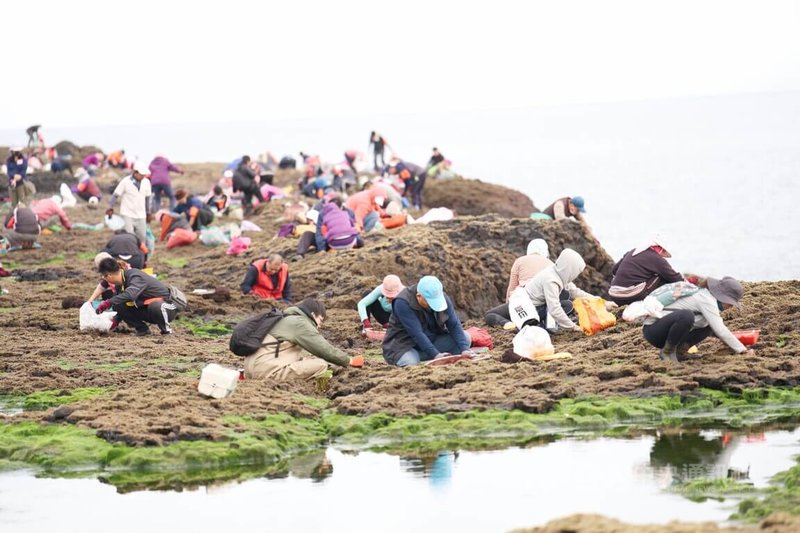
[502,322,517,331]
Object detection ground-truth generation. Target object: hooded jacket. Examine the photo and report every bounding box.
[5,155,28,182]
[523,248,594,330]
[8,206,40,235]
[382,284,469,365]
[609,248,683,303]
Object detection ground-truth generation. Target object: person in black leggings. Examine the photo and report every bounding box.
[643,310,711,363]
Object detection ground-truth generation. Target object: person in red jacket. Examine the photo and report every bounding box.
[240,254,293,302]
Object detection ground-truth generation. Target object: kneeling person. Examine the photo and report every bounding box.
[95,258,180,336]
[383,276,471,366]
[243,298,363,381]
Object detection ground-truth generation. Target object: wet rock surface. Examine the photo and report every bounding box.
[0,163,797,450]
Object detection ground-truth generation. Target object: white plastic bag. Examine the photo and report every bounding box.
[199,226,230,246]
[621,297,665,323]
[79,301,116,332]
[512,325,554,359]
[105,214,125,231]
[508,287,539,330]
[59,183,77,208]
[240,220,262,232]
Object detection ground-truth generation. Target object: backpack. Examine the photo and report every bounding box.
[229,308,284,357]
[648,281,699,306]
[169,285,189,312]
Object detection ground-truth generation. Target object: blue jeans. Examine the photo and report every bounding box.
[363,211,379,232]
[395,331,471,367]
[151,183,175,212]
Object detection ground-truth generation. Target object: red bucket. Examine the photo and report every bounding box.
[733,330,760,346]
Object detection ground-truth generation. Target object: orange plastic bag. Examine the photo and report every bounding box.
[573,297,616,336]
[381,214,407,229]
[166,228,197,249]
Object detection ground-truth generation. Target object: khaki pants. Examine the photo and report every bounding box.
[243,337,328,381]
[10,181,35,207]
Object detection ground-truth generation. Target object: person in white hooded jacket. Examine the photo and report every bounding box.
[509,248,614,332]
[484,239,552,330]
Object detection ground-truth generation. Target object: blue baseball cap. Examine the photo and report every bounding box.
[571,196,586,213]
[417,276,448,312]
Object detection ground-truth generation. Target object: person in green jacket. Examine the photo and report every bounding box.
[357,274,405,335]
[242,298,364,381]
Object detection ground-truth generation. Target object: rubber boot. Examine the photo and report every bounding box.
[659,343,679,363]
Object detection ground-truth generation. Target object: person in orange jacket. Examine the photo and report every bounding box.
[344,183,385,232]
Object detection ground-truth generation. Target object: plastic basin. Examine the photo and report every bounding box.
[733,330,760,346]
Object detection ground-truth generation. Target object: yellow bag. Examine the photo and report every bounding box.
[574,297,616,336]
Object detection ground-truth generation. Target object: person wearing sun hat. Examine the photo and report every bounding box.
[357,274,405,334]
[642,275,751,363]
[542,196,586,221]
[382,275,472,366]
[608,233,684,305]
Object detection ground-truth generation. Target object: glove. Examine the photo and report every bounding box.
[381,322,389,328]
[105,208,114,217]
[461,349,476,357]
[146,213,153,223]
[109,318,120,331]
[349,356,364,368]
[362,319,372,330]
[96,300,112,314]
[605,301,619,311]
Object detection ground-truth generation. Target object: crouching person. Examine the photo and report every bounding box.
[382,276,472,367]
[95,257,180,336]
[243,298,363,381]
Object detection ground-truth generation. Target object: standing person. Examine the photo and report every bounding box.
[5,147,32,207]
[427,147,445,169]
[642,276,752,363]
[31,198,72,230]
[148,154,183,212]
[94,257,181,336]
[240,254,293,302]
[106,161,152,244]
[541,196,586,221]
[358,275,404,334]
[368,131,391,172]
[382,276,473,367]
[233,155,267,216]
[608,235,684,305]
[485,239,552,329]
[241,298,363,381]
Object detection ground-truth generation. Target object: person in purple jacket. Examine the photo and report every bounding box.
[82,152,104,177]
[295,197,363,259]
[148,155,184,212]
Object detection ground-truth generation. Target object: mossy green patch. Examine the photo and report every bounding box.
[672,477,758,503]
[294,394,330,410]
[38,254,65,266]
[734,463,800,522]
[0,387,108,411]
[162,257,189,269]
[76,251,97,261]
[178,317,232,338]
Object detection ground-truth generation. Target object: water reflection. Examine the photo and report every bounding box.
[649,430,759,483]
[399,451,459,488]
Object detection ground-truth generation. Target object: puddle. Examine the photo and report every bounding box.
[0,426,798,532]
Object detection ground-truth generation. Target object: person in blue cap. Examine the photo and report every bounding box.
[382,275,472,366]
[541,196,586,221]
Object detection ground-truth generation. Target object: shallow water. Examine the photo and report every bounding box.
[1,427,798,532]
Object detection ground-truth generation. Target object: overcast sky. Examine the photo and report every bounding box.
[3,0,800,128]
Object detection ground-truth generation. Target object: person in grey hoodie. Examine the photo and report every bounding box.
[510,248,614,332]
[642,276,752,363]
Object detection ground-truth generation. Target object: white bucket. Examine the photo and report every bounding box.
[197,363,239,399]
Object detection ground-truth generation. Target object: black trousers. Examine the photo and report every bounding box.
[485,302,510,326]
[242,182,266,208]
[113,300,178,333]
[643,309,712,349]
[366,300,392,326]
